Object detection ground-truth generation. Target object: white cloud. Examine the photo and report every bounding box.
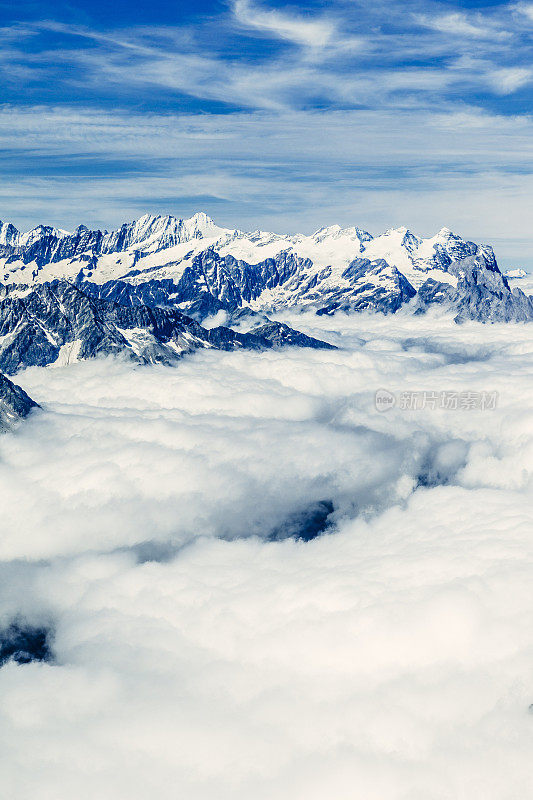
[0,347,429,560]
[514,2,533,22]
[232,0,335,48]
[488,66,533,94]
[0,312,532,797]
[416,11,510,40]
[0,8,523,113]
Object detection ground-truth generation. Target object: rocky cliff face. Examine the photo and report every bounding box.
[0,372,40,428]
[0,280,334,374]
[414,254,533,322]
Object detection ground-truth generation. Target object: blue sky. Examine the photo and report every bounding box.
[2,0,533,265]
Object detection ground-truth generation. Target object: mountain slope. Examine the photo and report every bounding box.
[0,280,334,373]
[415,254,533,322]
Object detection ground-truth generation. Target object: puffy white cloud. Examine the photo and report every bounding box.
[0,312,532,798]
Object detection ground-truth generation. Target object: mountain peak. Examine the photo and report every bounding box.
[313,224,342,237]
[180,211,220,238]
[188,211,213,226]
[384,226,409,236]
[19,225,70,247]
[436,226,454,238]
[135,213,158,226]
[311,224,373,244]
[0,222,20,247]
[133,211,215,227]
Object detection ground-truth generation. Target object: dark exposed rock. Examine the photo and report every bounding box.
[0,622,53,666]
[0,280,336,373]
[0,372,40,427]
[415,253,533,322]
[250,321,336,349]
[316,258,416,315]
[269,500,335,541]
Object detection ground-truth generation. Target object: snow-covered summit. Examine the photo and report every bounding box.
[504,268,527,279]
[99,212,231,254]
[0,222,19,248]
[0,223,71,248]
[19,225,71,247]
[0,211,467,276]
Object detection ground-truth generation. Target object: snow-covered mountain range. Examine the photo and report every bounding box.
[0,212,532,356]
[0,279,335,375]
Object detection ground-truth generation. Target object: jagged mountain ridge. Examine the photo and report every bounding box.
[0,280,334,374]
[0,212,531,322]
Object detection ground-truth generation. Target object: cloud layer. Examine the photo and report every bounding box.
[0,310,532,798]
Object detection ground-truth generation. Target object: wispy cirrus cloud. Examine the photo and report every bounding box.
[513,2,533,22]
[2,1,533,261]
[416,10,511,40]
[3,104,533,266]
[1,2,532,112]
[0,19,524,114]
[232,0,336,48]
[488,66,533,95]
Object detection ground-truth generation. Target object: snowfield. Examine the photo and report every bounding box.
[0,310,532,799]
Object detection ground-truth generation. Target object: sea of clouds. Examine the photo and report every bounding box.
[0,309,532,799]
